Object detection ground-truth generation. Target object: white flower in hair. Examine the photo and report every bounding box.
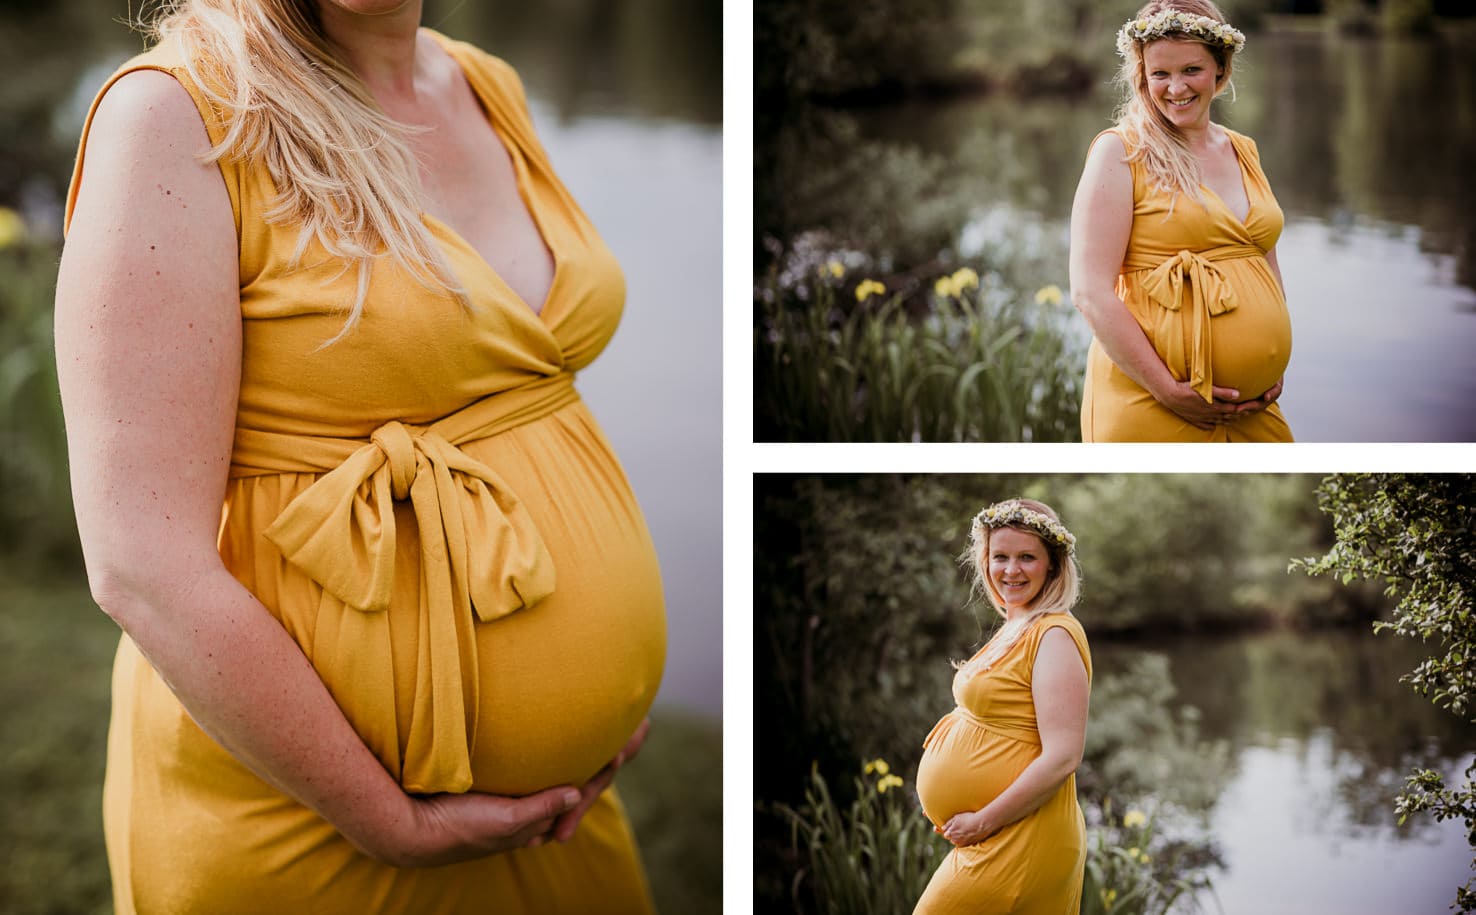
[1116,9,1247,58]
[974,500,1077,555]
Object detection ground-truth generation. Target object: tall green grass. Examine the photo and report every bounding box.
[775,763,1217,915]
[755,268,1086,442]
[775,760,949,914]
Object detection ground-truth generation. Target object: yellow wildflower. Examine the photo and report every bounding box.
[1122,809,1147,829]
[0,207,25,250]
[876,774,904,794]
[933,276,957,298]
[855,279,886,303]
[1034,284,1064,306]
[951,267,980,291]
[1128,847,1139,858]
[863,758,891,775]
[1102,887,1118,906]
[1138,849,1151,864]
[824,259,845,279]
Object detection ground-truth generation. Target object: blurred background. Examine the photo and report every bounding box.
[755,474,1476,914]
[0,1,720,911]
[754,0,1476,442]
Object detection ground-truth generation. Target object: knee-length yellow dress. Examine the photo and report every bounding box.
[914,614,1092,914]
[1080,127,1294,442]
[66,30,666,914]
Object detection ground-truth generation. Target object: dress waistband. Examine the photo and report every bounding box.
[1121,244,1265,403]
[923,705,1042,749]
[229,372,579,619]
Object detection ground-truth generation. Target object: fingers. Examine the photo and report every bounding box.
[552,763,619,843]
[619,717,652,766]
[1210,385,1241,402]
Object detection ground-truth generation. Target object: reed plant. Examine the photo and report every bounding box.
[755,265,1086,442]
[1081,801,1217,915]
[775,759,949,915]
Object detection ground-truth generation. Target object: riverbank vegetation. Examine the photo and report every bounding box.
[753,473,1406,910]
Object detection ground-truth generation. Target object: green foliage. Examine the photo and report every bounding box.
[0,236,78,565]
[774,761,949,914]
[1081,802,1216,915]
[754,268,1085,442]
[1293,473,1476,911]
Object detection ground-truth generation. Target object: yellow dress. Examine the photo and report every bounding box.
[1080,127,1294,442]
[65,31,666,915]
[914,614,1092,914]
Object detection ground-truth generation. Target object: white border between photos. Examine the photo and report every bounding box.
[723,1,754,912]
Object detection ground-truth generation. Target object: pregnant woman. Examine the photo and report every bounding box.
[1071,1,1293,441]
[915,499,1091,914]
[54,0,664,911]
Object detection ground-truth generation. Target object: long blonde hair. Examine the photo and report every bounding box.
[147,0,466,343]
[1112,0,1238,209]
[957,498,1082,675]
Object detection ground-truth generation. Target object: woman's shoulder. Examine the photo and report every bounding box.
[1030,613,1092,677]
[422,29,528,104]
[1218,124,1262,160]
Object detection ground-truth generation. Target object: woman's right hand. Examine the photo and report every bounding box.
[359,785,583,868]
[1154,380,1246,431]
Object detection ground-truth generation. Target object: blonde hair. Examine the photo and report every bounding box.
[147,0,466,344]
[957,498,1082,674]
[1112,0,1238,209]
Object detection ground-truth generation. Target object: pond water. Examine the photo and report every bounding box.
[1099,628,1476,914]
[759,28,1476,441]
[2,1,721,713]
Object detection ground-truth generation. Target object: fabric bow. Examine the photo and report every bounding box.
[1140,249,1240,403]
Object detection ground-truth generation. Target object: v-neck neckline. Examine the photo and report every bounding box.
[421,31,564,325]
[1201,128,1253,228]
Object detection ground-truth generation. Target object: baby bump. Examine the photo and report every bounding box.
[221,405,667,798]
[916,716,1034,828]
[1208,262,1291,399]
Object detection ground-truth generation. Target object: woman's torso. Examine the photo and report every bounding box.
[1113,125,1292,400]
[71,29,667,800]
[915,615,1091,828]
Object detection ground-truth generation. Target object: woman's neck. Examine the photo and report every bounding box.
[316,1,426,100]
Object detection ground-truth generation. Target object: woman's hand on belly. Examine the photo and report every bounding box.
[1221,377,1283,415]
[546,718,651,844]
[939,808,996,847]
[1158,379,1250,431]
[382,784,584,867]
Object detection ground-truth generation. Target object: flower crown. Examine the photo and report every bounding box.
[1116,9,1246,59]
[973,500,1076,555]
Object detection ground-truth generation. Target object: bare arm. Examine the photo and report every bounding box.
[939,627,1089,846]
[55,70,579,867]
[1068,134,1241,429]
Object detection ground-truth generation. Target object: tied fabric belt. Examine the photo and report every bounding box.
[228,372,580,792]
[1123,244,1264,404]
[922,706,1042,749]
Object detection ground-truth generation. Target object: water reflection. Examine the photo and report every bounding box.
[756,29,1476,441]
[1098,629,1476,912]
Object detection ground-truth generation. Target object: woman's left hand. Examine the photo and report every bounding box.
[1219,377,1284,417]
[938,809,994,847]
[538,718,652,845]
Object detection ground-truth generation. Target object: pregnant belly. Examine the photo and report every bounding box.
[915,717,1034,828]
[1209,285,1292,401]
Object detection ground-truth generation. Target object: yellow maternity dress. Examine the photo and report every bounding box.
[914,614,1092,914]
[66,31,666,914]
[1080,127,1294,442]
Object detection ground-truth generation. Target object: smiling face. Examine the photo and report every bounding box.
[1142,38,1223,132]
[986,527,1053,615]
